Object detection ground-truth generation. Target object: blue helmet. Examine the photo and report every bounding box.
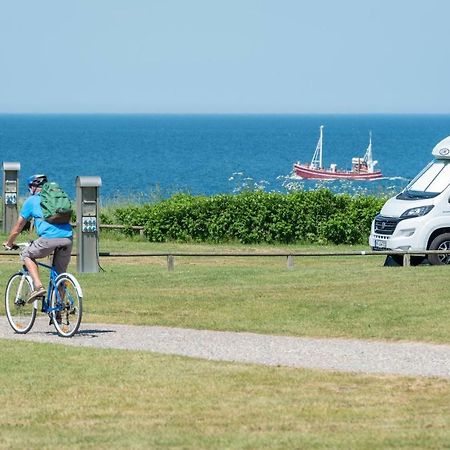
[27,174,47,188]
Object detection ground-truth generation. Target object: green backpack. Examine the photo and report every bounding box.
[40,182,73,224]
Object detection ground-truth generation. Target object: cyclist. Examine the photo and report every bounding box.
[3,174,73,303]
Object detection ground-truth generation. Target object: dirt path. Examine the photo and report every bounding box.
[1,316,450,378]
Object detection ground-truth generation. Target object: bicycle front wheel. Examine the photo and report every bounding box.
[50,273,83,337]
[5,273,37,334]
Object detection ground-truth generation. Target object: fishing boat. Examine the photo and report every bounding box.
[293,126,383,180]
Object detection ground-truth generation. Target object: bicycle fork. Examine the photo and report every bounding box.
[14,274,29,308]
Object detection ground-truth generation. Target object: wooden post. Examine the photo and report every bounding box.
[167,254,175,272]
[403,253,411,267]
[287,254,294,269]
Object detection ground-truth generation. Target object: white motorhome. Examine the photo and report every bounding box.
[369,135,450,265]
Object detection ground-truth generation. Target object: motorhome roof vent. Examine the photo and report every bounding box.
[432,136,450,159]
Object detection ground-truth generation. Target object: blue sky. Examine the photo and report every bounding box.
[1,0,449,113]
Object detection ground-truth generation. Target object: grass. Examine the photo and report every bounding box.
[1,340,450,449]
[1,235,450,343]
[87,253,450,343]
[2,233,450,448]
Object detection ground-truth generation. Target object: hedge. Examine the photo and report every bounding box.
[109,190,385,245]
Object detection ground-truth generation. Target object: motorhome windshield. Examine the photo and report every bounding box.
[397,161,450,200]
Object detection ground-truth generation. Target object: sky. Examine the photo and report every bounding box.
[1,0,450,114]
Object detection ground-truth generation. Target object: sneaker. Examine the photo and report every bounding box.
[27,286,46,303]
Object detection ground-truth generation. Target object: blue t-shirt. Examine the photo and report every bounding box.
[20,194,72,239]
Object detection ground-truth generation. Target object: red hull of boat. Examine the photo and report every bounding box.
[294,163,383,181]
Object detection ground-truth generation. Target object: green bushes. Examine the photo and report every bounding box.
[112,190,385,245]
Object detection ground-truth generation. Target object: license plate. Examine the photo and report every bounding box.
[375,239,387,249]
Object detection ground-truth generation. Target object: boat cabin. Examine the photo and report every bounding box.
[352,157,368,173]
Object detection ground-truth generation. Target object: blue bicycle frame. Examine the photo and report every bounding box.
[21,261,65,315]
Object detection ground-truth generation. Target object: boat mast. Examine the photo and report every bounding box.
[363,131,378,173]
[310,125,324,169]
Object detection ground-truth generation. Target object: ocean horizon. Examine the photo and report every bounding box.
[1,113,449,202]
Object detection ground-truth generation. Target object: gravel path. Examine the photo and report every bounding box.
[1,316,450,378]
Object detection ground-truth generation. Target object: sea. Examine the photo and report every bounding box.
[1,114,450,203]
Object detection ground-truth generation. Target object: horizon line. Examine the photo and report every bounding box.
[1,111,450,116]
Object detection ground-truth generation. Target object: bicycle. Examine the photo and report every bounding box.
[4,242,83,338]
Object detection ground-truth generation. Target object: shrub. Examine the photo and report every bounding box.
[112,190,385,245]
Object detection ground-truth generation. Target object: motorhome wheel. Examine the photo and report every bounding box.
[428,233,450,265]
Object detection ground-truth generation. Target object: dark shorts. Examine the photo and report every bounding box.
[21,237,73,274]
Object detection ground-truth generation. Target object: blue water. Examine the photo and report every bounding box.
[1,114,449,202]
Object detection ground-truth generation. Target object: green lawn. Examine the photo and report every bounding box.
[1,340,450,449]
[1,237,449,342]
[2,235,450,448]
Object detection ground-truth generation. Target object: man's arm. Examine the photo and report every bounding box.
[3,216,28,248]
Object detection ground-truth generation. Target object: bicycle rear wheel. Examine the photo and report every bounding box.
[5,273,37,334]
[50,273,83,337]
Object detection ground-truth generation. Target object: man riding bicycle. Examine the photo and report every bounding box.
[3,174,73,303]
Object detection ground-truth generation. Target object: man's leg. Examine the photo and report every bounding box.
[23,256,43,290]
[21,238,56,301]
[52,238,73,274]
[51,239,73,324]
[23,255,47,302]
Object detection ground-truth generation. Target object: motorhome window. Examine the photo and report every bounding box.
[409,162,444,192]
[398,161,450,199]
[428,164,450,192]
